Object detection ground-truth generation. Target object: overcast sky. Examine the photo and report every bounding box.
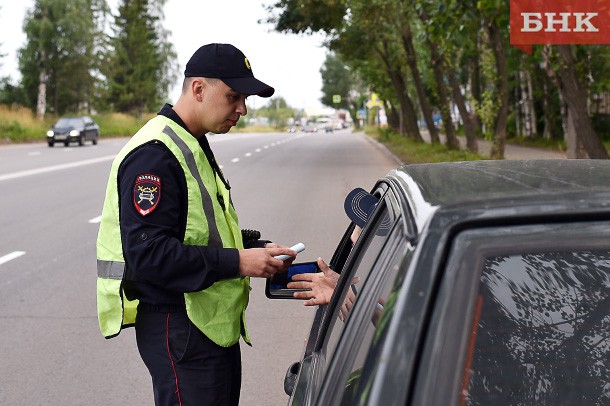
[0,1,328,110]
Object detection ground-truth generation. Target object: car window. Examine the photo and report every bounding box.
[462,250,610,405]
[337,229,412,405]
[55,117,83,127]
[323,204,391,357]
[411,222,610,406]
[318,190,400,383]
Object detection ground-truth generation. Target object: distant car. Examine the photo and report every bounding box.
[324,125,334,133]
[303,125,318,133]
[268,160,610,405]
[287,127,296,133]
[47,116,100,147]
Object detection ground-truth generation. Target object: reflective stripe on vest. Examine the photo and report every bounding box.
[161,126,222,247]
[96,116,249,346]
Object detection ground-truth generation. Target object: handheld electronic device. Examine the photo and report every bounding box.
[274,242,305,261]
[265,261,319,299]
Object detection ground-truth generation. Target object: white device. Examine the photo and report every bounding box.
[274,243,305,261]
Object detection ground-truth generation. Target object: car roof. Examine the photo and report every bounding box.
[387,159,610,232]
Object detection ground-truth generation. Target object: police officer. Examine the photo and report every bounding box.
[96,43,298,406]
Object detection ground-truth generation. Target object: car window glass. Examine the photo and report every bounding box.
[338,232,412,405]
[322,199,395,370]
[461,250,610,405]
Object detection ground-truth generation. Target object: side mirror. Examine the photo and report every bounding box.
[265,261,320,299]
[284,362,301,396]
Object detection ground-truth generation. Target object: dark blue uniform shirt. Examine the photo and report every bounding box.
[120,104,263,305]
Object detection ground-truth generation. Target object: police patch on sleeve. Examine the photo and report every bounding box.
[133,174,161,216]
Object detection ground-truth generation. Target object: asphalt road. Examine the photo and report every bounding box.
[0,129,398,405]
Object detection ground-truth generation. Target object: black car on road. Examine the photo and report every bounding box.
[268,160,610,406]
[47,116,100,147]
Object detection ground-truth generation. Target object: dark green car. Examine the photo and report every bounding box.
[269,160,610,405]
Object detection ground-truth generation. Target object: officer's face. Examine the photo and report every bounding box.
[199,79,248,134]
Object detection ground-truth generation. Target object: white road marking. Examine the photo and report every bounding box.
[89,215,102,224]
[0,251,26,266]
[0,155,116,182]
[244,153,252,157]
[27,151,41,156]
[255,148,261,152]
[231,158,240,163]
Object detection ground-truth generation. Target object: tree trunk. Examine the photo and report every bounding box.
[36,67,47,120]
[428,39,460,149]
[470,37,484,134]
[401,23,440,143]
[554,45,608,159]
[525,68,537,137]
[566,107,588,158]
[487,18,509,159]
[375,44,422,141]
[386,103,400,132]
[447,64,479,152]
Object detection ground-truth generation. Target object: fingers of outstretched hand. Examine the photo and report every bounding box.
[290,273,316,282]
[287,281,311,289]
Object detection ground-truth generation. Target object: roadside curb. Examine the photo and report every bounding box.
[359,131,404,166]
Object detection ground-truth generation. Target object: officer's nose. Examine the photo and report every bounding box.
[237,99,247,116]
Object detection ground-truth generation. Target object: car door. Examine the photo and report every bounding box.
[83,117,94,140]
[409,220,610,405]
[288,183,417,405]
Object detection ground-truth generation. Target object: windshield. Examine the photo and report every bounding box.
[54,117,84,128]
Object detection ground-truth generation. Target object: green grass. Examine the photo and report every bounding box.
[0,105,286,143]
[507,135,566,152]
[366,126,486,164]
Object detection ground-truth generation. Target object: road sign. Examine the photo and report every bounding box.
[332,94,342,104]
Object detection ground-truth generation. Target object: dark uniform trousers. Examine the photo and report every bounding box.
[135,304,241,406]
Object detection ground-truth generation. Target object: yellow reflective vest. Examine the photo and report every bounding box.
[96,115,250,347]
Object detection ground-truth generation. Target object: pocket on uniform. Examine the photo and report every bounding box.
[166,312,192,363]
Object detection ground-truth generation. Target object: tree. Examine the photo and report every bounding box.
[320,53,366,128]
[543,45,609,159]
[256,96,295,128]
[265,0,609,159]
[19,0,107,118]
[104,0,177,116]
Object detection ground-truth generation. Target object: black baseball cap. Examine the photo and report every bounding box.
[344,188,392,233]
[184,43,275,98]
[344,188,379,228]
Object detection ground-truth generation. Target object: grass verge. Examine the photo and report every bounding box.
[365,126,486,164]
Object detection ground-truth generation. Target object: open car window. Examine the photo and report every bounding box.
[316,187,401,384]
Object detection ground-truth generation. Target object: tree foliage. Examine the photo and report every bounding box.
[265,0,610,158]
[18,0,107,116]
[103,0,177,116]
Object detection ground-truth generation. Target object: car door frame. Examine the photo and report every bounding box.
[288,181,415,405]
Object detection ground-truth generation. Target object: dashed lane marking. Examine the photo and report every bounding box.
[89,215,102,224]
[0,251,26,266]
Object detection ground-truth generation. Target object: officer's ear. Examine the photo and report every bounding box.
[191,78,205,101]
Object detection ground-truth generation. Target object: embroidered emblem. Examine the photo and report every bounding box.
[244,57,251,71]
[133,173,161,216]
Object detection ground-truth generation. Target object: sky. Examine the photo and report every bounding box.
[0,0,329,110]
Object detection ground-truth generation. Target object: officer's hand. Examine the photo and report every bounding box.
[238,247,296,278]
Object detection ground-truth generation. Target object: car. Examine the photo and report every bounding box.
[287,127,297,133]
[324,125,334,133]
[267,160,610,406]
[47,116,100,147]
[303,125,318,133]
